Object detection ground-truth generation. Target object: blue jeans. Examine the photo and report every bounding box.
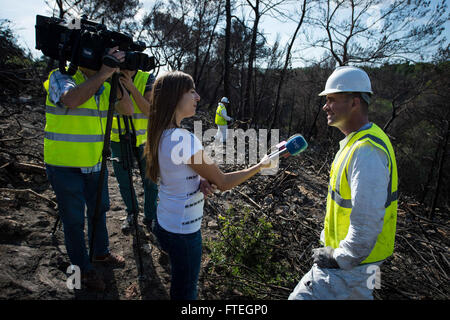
[154,221,202,300]
[46,165,110,272]
[111,141,158,221]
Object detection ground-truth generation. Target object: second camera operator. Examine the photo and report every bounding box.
[110,69,159,232]
[44,47,134,291]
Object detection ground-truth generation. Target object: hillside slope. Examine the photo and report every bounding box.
[0,94,448,300]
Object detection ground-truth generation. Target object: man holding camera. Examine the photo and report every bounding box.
[44,47,134,291]
[110,69,159,232]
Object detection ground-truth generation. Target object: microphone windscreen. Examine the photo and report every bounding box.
[286,134,308,156]
[287,133,302,141]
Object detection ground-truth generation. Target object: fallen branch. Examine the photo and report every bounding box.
[0,147,43,162]
[428,246,448,280]
[236,189,261,210]
[274,167,297,189]
[317,153,329,176]
[0,132,44,143]
[0,188,56,208]
[231,273,292,292]
[296,242,314,265]
[296,218,321,236]
[397,234,430,265]
[1,162,46,174]
[0,136,23,142]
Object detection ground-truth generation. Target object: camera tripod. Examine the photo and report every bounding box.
[112,113,145,277]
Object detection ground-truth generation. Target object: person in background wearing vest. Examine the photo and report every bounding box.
[44,47,134,291]
[289,66,398,300]
[110,69,159,232]
[214,97,233,143]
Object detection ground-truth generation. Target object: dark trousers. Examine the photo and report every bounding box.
[154,221,202,300]
[46,165,110,272]
[110,141,158,221]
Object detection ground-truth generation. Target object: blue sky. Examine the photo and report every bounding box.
[0,0,308,60]
[1,0,448,63]
[1,0,49,57]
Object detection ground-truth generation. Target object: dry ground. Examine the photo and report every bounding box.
[0,95,448,300]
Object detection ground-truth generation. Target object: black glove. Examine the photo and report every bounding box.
[312,246,339,269]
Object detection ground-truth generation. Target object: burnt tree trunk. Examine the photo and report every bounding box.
[244,0,260,121]
[224,0,231,102]
[270,0,307,131]
[429,120,449,219]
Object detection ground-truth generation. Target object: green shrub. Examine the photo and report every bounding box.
[206,206,295,298]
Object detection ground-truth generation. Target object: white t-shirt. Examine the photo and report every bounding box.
[157,128,204,234]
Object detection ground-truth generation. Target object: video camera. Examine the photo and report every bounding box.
[35,15,156,75]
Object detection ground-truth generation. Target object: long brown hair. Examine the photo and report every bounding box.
[145,71,195,183]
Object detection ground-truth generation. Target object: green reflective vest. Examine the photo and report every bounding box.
[43,69,111,167]
[324,123,398,264]
[215,103,227,125]
[110,71,150,146]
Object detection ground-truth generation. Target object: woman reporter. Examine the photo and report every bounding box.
[145,71,273,300]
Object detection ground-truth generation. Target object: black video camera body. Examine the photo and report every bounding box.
[35,15,156,75]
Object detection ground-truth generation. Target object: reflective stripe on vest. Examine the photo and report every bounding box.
[111,128,147,137]
[111,70,150,146]
[215,103,227,125]
[45,131,104,142]
[324,123,398,264]
[43,69,111,167]
[46,105,108,118]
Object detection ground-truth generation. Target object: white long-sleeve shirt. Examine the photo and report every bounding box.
[321,123,390,270]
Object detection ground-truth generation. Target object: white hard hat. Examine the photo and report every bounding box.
[319,66,373,96]
[220,97,229,104]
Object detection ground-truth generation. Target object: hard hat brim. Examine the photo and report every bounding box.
[318,89,373,96]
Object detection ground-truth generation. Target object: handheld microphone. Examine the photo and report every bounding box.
[267,140,288,158]
[276,140,287,150]
[269,134,308,160]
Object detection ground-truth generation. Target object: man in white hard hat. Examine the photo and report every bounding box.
[214,97,233,143]
[289,66,398,300]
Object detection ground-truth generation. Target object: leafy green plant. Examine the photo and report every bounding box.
[206,206,296,298]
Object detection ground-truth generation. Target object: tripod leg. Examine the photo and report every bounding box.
[89,73,119,262]
[122,116,145,279]
[51,216,60,236]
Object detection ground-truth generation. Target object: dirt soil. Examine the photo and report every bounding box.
[0,93,448,300]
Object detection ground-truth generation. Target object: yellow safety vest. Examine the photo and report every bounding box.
[111,70,150,147]
[324,123,398,264]
[43,69,111,167]
[215,103,227,125]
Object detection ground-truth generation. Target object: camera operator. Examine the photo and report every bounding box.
[44,47,133,292]
[110,69,159,232]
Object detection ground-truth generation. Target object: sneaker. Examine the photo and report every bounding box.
[93,253,125,267]
[121,214,134,232]
[81,269,105,292]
